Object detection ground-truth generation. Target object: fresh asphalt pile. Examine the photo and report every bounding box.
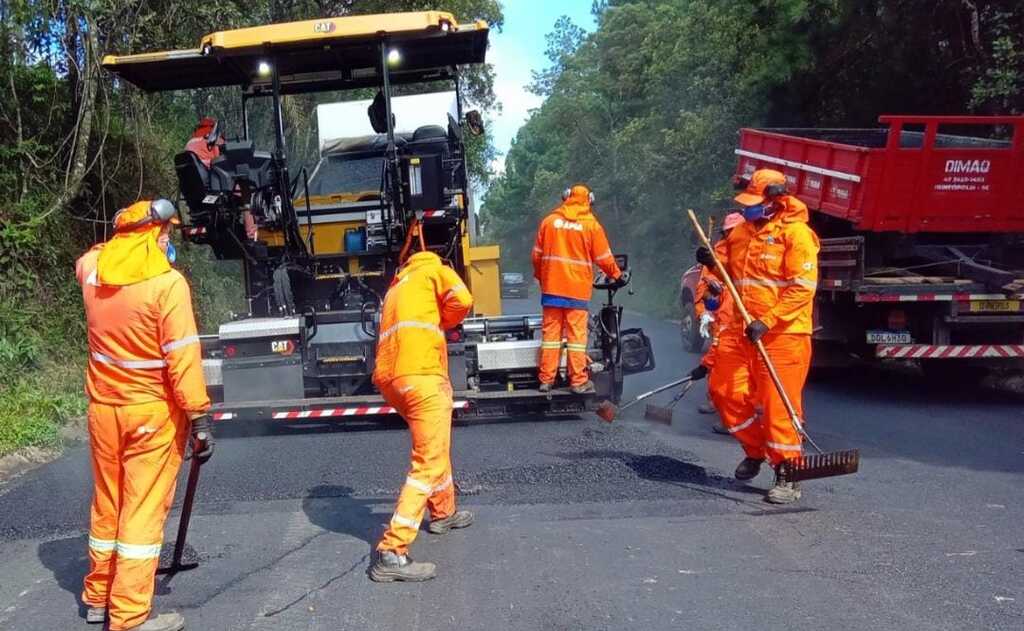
[454,422,733,505]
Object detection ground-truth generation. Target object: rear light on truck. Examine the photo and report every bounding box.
[887,309,908,330]
[223,345,237,358]
[446,329,462,343]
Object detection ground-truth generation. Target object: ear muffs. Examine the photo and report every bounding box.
[764,183,787,198]
[562,187,596,204]
[204,120,220,147]
[114,199,177,232]
[732,175,751,191]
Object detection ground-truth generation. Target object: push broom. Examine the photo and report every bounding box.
[595,375,697,424]
[686,209,859,482]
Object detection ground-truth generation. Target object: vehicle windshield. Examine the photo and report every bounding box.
[503,273,524,283]
[306,154,384,198]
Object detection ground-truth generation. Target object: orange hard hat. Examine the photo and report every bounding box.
[734,169,787,206]
[722,212,744,231]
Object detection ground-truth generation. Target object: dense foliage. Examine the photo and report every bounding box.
[482,0,1024,314]
[0,0,503,455]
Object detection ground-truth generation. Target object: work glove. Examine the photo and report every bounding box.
[190,414,215,464]
[689,364,709,381]
[614,270,631,287]
[695,246,715,268]
[706,279,723,297]
[745,320,770,343]
[699,312,715,339]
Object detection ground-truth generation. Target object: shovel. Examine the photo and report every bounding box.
[596,376,695,423]
[687,209,859,482]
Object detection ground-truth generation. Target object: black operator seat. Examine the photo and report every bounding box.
[174,151,212,215]
[406,125,449,158]
[211,140,273,189]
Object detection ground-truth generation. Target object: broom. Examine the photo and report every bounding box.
[595,375,696,423]
[687,209,859,482]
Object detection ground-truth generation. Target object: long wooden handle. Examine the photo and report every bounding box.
[686,209,808,440]
[619,375,694,412]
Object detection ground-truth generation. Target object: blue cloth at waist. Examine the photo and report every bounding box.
[541,294,589,309]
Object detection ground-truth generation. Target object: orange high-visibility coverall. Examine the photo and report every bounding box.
[373,251,473,555]
[76,201,209,631]
[709,193,819,465]
[532,185,622,386]
[697,240,734,370]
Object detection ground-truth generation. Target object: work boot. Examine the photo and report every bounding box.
[734,457,764,481]
[538,382,553,393]
[369,550,437,583]
[710,421,730,435]
[84,605,106,624]
[697,401,717,415]
[428,510,474,534]
[570,381,596,395]
[766,467,802,504]
[126,612,186,631]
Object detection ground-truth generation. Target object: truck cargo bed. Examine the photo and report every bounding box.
[736,115,1024,233]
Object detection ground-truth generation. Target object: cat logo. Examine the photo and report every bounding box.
[313,21,336,34]
[271,340,296,356]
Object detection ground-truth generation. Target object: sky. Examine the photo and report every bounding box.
[486,1,597,175]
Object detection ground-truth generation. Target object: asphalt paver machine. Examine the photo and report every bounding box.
[103,11,655,423]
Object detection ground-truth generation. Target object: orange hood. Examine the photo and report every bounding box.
[556,185,594,222]
[777,195,810,223]
[96,200,171,286]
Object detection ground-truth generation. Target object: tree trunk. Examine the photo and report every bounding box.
[43,12,99,219]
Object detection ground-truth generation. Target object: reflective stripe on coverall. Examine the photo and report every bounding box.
[532,185,621,386]
[373,251,473,554]
[709,193,819,465]
[77,201,209,631]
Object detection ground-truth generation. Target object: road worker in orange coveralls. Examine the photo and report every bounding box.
[76,199,212,631]
[183,117,222,168]
[369,248,474,582]
[183,119,257,241]
[692,212,744,433]
[532,184,624,394]
[696,169,820,504]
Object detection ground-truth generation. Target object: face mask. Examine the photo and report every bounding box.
[742,204,771,222]
[165,241,177,264]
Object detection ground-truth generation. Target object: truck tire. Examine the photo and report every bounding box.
[679,298,703,353]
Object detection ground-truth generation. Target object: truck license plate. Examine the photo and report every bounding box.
[866,331,912,344]
[969,300,1020,312]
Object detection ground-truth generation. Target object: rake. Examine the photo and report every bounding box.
[157,448,204,576]
[595,376,695,423]
[687,209,859,482]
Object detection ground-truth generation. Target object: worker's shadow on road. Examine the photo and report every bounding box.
[559,450,771,503]
[37,534,90,615]
[302,485,383,555]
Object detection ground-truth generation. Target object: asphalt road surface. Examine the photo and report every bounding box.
[1,298,1022,630]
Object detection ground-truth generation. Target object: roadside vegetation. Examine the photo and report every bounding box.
[0,0,503,456]
[482,0,1024,316]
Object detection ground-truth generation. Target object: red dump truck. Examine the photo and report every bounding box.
[681,115,1024,379]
